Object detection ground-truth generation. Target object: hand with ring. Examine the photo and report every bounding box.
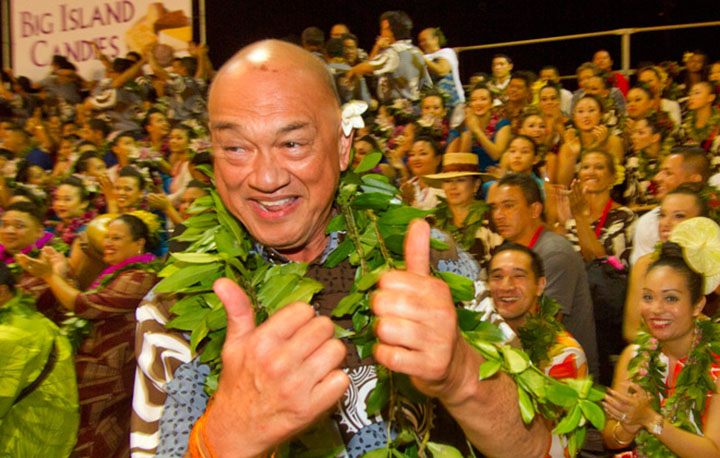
[603,381,654,430]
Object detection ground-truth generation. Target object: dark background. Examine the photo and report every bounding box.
[201,0,719,89]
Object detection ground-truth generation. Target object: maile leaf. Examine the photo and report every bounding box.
[579,399,606,430]
[517,386,536,424]
[360,449,390,458]
[436,271,475,302]
[171,252,222,264]
[354,152,383,173]
[426,442,464,458]
[478,360,502,380]
[553,404,582,435]
[155,263,221,293]
[503,346,530,373]
[332,292,366,317]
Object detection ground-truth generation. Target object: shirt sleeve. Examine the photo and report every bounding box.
[74,270,157,320]
[370,48,400,76]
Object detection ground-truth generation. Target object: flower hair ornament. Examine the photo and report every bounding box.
[127,210,161,235]
[668,217,720,294]
[341,100,368,136]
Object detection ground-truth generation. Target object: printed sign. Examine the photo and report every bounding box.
[10,1,193,81]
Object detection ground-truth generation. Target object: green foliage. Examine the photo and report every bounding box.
[163,158,605,456]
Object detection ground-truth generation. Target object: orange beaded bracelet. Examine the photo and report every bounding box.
[188,403,217,458]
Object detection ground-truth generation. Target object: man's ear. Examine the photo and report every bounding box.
[536,276,547,297]
[530,201,543,220]
[339,129,354,172]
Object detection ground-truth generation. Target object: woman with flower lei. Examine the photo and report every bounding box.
[17,212,160,458]
[681,81,720,172]
[424,152,502,273]
[0,201,68,320]
[49,175,97,246]
[446,84,512,172]
[624,113,668,210]
[603,217,720,457]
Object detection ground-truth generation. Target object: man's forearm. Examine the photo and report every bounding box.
[441,342,550,457]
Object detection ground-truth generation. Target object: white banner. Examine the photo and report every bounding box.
[10,0,193,82]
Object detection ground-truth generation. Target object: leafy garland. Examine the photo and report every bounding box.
[518,295,563,368]
[682,106,720,146]
[431,199,489,252]
[159,152,605,457]
[628,319,720,457]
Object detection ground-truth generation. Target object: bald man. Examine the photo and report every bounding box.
[132,40,550,457]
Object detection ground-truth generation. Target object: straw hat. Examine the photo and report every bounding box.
[423,152,493,187]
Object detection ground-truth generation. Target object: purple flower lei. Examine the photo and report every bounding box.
[89,252,157,290]
[0,231,54,264]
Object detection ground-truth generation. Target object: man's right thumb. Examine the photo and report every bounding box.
[213,277,255,339]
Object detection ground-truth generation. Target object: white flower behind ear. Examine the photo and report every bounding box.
[341,100,368,136]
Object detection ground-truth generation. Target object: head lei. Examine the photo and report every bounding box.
[126,210,161,235]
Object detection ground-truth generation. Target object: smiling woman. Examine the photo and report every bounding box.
[16,213,159,457]
[603,221,720,457]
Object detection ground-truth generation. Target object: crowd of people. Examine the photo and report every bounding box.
[2,8,720,458]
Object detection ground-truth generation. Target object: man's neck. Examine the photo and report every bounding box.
[513,221,542,247]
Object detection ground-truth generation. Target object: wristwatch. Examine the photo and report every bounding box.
[649,414,664,435]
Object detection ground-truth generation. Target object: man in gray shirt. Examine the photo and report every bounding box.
[487,173,599,378]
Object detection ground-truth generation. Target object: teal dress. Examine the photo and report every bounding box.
[0,294,79,457]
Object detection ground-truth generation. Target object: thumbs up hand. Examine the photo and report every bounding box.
[372,219,478,404]
[203,278,349,456]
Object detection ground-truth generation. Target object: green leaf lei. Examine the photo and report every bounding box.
[431,199,489,252]
[518,295,563,369]
[628,319,720,457]
[160,152,605,456]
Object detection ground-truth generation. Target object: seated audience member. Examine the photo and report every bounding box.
[0,202,64,299]
[555,150,636,384]
[487,243,588,378]
[51,134,80,180]
[399,135,444,210]
[17,213,159,458]
[624,184,708,341]
[557,94,624,186]
[592,49,629,96]
[682,81,720,171]
[487,53,513,103]
[424,152,502,273]
[584,74,625,135]
[0,262,79,456]
[50,175,96,246]
[487,173,599,377]
[558,150,635,266]
[166,125,195,204]
[624,113,669,209]
[446,84,512,172]
[107,131,138,182]
[538,66,572,115]
[503,71,534,133]
[637,65,682,127]
[109,166,147,214]
[630,147,709,264]
[571,62,626,116]
[604,220,720,456]
[351,135,396,179]
[326,38,371,105]
[483,135,544,199]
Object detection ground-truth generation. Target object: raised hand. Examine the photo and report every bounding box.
[204,279,349,457]
[372,219,476,404]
